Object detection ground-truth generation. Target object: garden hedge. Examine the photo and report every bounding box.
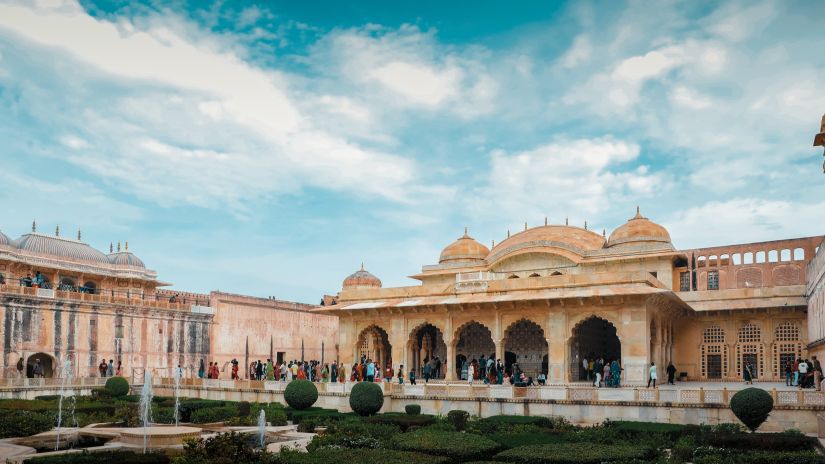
[190,406,238,424]
[447,409,470,431]
[280,448,448,464]
[729,387,773,432]
[284,380,319,410]
[494,442,655,463]
[405,404,421,415]
[104,376,130,397]
[365,412,435,431]
[349,381,383,416]
[23,450,170,464]
[392,429,500,461]
[0,410,55,438]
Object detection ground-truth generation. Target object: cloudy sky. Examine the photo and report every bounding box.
[0,0,823,303]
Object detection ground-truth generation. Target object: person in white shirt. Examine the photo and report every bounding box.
[582,358,589,381]
[467,363,475,385]
[647,362,657,388]
[799,360,809,389]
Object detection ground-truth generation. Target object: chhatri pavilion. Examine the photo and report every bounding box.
[324,209,823,384]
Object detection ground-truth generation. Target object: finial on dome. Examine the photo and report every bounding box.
[603,228,606,237]
[632,206,644,219]
[360,262,365,271]
[524,222,527,231]
[125,241,129,251]
[544,217,548,226]
[463,226,468,237]
[565,217,569,226]
[55,225,60,237]
[110,242,113,253]
[117,241,121,252]
[77,229,81,241]
[507,229,510,238]
[32,220,36,233]
[584,220,588,230]
[491,239,495,248]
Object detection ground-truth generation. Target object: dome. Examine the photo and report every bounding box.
[607,207,672,248]
[439,229,490,264]
[13,233,109,264]
[489,224,606,262]
[343,264,382,289]
[108,251,146,268]
[0,230,10,247]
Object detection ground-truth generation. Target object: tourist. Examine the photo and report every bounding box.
[98,359,108,377]
[198,359,205,378]
[231,359,239,380]
[467,361,475,385]
[116,361,123,377]
[107,359,114,377]
[422,360,431,383]
[798,359,809,388]
[793,358,800,386]
[322,364,329,382]
[265,359,274,381]
[385,364,393,382]
[366,358,375,382]
[211,362,220,379]
[297,363,307,380]
[331,361,338,383]
[647,362,657,388]
[313,362,321,382]
[785,360,793,386]
[279,362,287,381]
[479,354,486,379]
[588,358,594,381]
[338,364,346,383]
[593,358,602,388]
[496,359,504,384]
[537,372,546,386]
[32,359,43,378]
[666,362,677,385]
[743,362,754,385]
[397,364,405,384]
[813,356,822,390]
[610,360,622,388]
[434,357,442,379]
[409,368,416,385]
[582,357,588,381]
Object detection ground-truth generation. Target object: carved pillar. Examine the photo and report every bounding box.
[446,339,456,381]
[494,338,504,363]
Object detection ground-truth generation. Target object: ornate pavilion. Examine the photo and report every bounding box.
[323,209,823,384]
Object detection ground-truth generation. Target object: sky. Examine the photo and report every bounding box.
[0,0,823,304]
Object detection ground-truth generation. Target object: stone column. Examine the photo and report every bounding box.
[446,339,456,381]
[547,312,567,383]
[494,338,504,363]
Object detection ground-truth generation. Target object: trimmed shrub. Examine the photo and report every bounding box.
[703,432,815,451]
[175,431,276,464]
[178,400,227,422]
[494,442,655,463]
[365,413,435,431]
[237,401,251,417]
[306,420,401,451]
[151,407,176,424]
[729,388,773,432]
[104,376,130,397]
[405,404,421,415]
[392,429,500,462]
[288,407,350,424]
[447,409,470,431]
[279,448,448,464]
[607,420,688,442]
[90,388,113,401]
[0,410,54,438]
[349,381,383,416]
[22,450,170,464]
[488,431,564,450]
[33,395,61,401]
[190,406,238,424]
[284,380,319,411]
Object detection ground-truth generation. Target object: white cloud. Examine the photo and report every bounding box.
[60,134,88,149]
[368,61,463,107]
[560,35,592,68]
[669,86,712,109]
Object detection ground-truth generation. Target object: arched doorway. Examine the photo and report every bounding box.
[570,316,621,381]
[26,353,54,378]
[357,326,392,370]
[454,322,495,379]
[503,319,547,379]
[409,323,447,379]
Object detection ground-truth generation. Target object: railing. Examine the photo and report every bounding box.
[141,378,825,408]
[0,284,201,312]
[0,377,107,388]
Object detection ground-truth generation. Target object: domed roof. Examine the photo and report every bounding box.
[607,207,672,248]
[13,233,109,264]
[439,229,490,264]
[108,252,146,268]
[489,223,606,261]
[343,264,382,289]
[0,230,10,247]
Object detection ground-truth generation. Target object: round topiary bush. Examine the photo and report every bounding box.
[349,381,384,416]
[284,380,318,410]
[405,404,421,415]
[730,387,774,432]
[447,409,470,431]
[237,400,251,417]
[104,376,130,397]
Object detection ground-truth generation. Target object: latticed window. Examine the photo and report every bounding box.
[775,322,800,341]
[707,270,719,290]
[703,325,725,343]
[679,272,690,291]
[738,323,761,343]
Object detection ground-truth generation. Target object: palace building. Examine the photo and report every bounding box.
[0,223,337,379]
[323,209,824,384]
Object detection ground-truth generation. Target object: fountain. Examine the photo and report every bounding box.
[173,367,182,427]
[55,359,75,451]
[257,409,266,449]
[139,370,153,453]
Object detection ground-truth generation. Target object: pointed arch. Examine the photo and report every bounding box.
[453,321,495,380]
[503,318,547,378]
[356,325,392,369]
[569,316,621,381]
[408,322,447,380]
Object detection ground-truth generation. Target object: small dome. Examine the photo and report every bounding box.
[607,207,672,248]
[439,229,490,264]
[490,224,606,257]
[0,230,10,247]
[343,264,382,289]
[108,251,146,268]
[13,233,109,264]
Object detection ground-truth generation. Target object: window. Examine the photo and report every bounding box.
[732,253,742,265]
[703,325,725,343]
[780,249,791,262]
[768,250,778,263]
[649,271,658,279]
[793,248,805,261]
[707,270,719,290]
[709,255,718,266]
[744,252,753,264]
[720,254,729,265]
[775,322,800,341]
[679,272,690,291]
[115,323,124,339]
[756,251,766,263]
[697,256,707,267]
[738,323,762,343]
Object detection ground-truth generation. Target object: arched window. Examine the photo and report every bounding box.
[732,253,742,265]
[736,323,763,379]
[703,325,725,343]
[773,322,802,380]
[744,252,753,264]
[59,277,76,292]
[697,256,707,267]
[793,248,805,261]
[780,249,791,262]
[82,281,97,294]
[775,322,799,341]
[709,255,718,266]
[701,325,727,378]
[529,273,540,278]
[738,323,762,343]
[756,251,766,264]
[768,250,778,263]
[507,274,519,279]
[720,254,730,265]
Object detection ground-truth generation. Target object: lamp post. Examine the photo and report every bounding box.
[815,113,825,173]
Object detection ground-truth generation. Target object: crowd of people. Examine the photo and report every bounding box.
[581,356,624,388]
[782,356,823,389]
[98,358,123,377]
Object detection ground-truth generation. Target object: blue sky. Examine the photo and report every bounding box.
[0,0,823,303]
